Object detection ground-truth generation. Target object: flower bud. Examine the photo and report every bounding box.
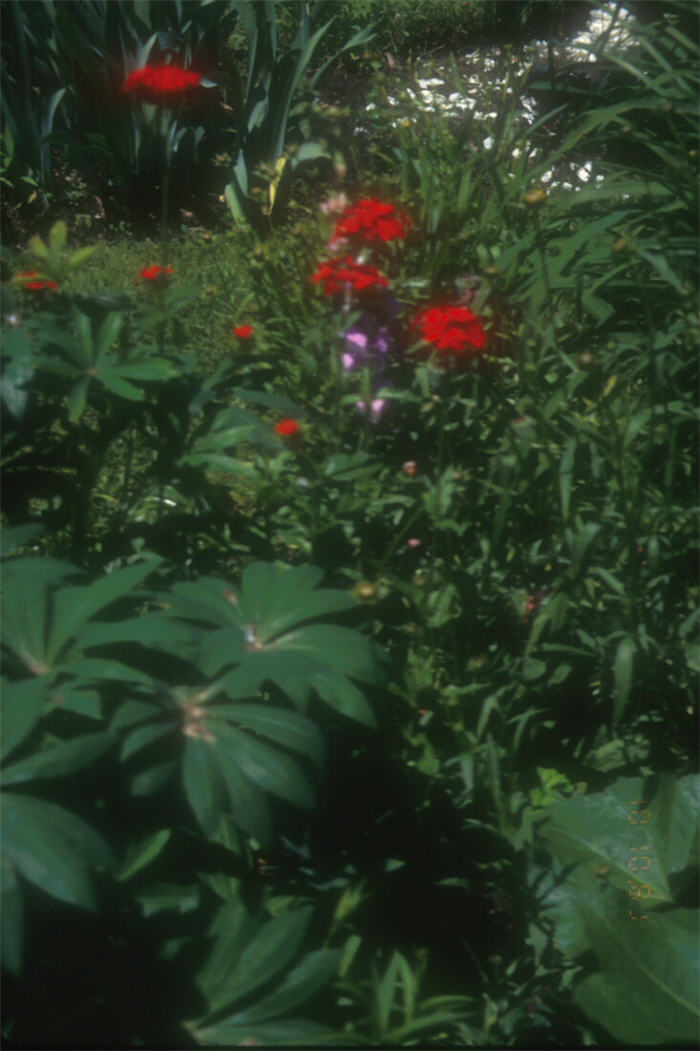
[354,581,379,600]
[523,188,547,206]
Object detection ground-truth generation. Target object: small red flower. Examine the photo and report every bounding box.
[14,270,59,291]
[331,198,411,246]
[233,324,255,339]
[311,256,389,295]
[122,65,202,106]
[140,265,175,282]
[412,305,487,362]
[275,419,300,437]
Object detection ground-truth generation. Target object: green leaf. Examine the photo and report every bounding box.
[67,376,90,422]
[311,671,376,727]
[115,829,171,882]
[215,724,314,809]
[47,559,161,663]
[2,793,113,909]
[198,905,314,1019]
[216,748,273,846]
[120,720,175,760]
[211,703,324,767]
[2,557,78,673]
[48,219,67,257]
[539,775,700,1044]
[1,677,47,761]
[68,244,98,269]
[1,732,114,785]
[183,736,229,838]
[222,948,341,1024]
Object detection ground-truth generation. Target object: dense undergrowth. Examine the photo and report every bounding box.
[1,2,699,1048]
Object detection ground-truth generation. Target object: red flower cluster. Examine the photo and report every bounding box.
[122,65,202,106]
[412,305,487,360]
[331,198,411,246]
[232,324,255,339]
[140,265,175,282]
[312,256,389,295]
[15,270,59,291]
[275,419,300,437]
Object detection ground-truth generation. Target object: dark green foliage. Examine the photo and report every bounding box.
[1,2,698,1048]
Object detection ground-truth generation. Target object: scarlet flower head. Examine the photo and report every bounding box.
[312,256,390,296]
[140,265,175,282]
[412,304,487,362]
[275,419,300,437]
[331,198,411,247]
[14,270,59,291]
[233,324,254,339]
[122,65,202,106]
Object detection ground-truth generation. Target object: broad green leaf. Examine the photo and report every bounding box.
[115,829,171,882]
[216,748,273,846]
[58,656,154,685]
[67,377,90,422]
[574,904,699,1046]
[1,732,114,785]
[2,557,79,672]
[539,775,700,1044]
[190,1018,339,1047]
[222,948,341,1024]
[237,562,356,641]
[311,671,376,727]
[130,760,177,796]
[47,559,161,663]
[1,677,47,761]
[2,793,113,909]
[211,703,324,767]
[272,625,380,683]
[195,897,261,1013]
[121,720,175,760]
[48,219,67,256]
[68,244,98,269]
[215,725,314,809]
[198,905,314,1019]
[183,736,229,838]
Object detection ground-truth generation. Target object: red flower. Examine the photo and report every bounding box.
[140,265,175,282]
[275,419,300,437]
[331,198,411,246]
[15,270,59,291]
[311,256,389,295]
[233,324,255,339]
[122,65,202,106]
[412,305,487,361]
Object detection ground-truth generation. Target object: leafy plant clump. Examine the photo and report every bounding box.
[1,2,698,1048]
